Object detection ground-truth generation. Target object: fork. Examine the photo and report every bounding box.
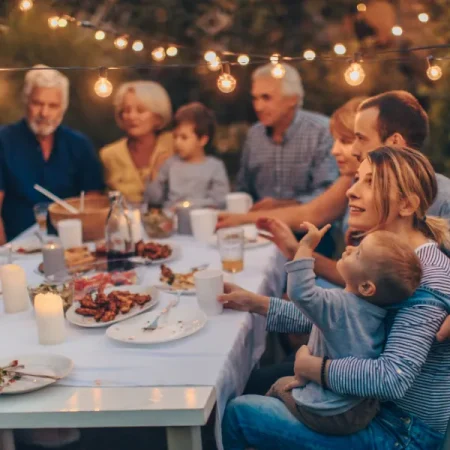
[142,298,178,331]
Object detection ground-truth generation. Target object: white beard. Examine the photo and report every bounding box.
[28,118,62,137]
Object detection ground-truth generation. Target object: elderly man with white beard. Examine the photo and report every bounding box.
[0,65,104,243]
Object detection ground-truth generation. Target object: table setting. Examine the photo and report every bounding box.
[0,189,272,450]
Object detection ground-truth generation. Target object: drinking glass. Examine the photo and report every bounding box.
[217,227,244,273]
[33,203,50,234]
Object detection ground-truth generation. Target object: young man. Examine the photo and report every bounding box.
[0,65,104,243]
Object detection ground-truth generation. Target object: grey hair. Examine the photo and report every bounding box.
[252,63,304,107]
[114,81,173,130]
[23,64,70,111]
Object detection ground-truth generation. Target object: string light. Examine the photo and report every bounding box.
[132,40,144,52]
[427,57,442,81]
[271,63,285,79]
[344,61,365,86]
[207,56,222,71]
[166,46,178,57]
[303,50,316,61]
[392,26,403,36]
[19,0,33,12]
[48,16,59,29]
[357,3,367,12]
[151,47,166,61]
[334,43,346,55]
[270,53,280,64]
[57,17,68,28]
[418,13,429,23]
[237,54,250,65]
[114,36,128,50]
[95,30,106,41]
[94,68,113,98]
[204,51,217,62]
[217,64,237,93]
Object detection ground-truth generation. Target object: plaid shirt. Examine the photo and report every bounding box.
[236,109,338,203]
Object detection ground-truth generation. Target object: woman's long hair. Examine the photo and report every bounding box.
[367,146,450,248]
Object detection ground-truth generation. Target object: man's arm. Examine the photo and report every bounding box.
[217,175,352,230]
[235,136,253,195]
[78,136,105,193]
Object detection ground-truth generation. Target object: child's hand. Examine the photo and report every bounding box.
[256,217,299,260]
[298,222,331,251]
[283,375,308,391]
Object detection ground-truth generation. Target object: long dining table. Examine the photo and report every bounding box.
[0,225,273,450]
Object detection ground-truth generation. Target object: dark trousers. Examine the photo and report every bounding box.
[244,352,295,396]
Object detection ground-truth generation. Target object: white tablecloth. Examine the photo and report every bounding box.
[0,228,271,449]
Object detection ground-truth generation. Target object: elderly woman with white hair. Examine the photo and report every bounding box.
[100,80,174,204]
[0,64,104,243]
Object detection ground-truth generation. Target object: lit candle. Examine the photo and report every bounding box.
[34,293,66,345]
[129,209,142,243]
[176,201,193,235]
[43,241,66,277]
[1,264,30,314]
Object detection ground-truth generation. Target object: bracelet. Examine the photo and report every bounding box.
[321,356,329,389]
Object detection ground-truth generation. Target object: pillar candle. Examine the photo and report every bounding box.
[129,209,142,243]
[34,293,66,345]
[176,201,193,235]
[43,241,66,277]
[1,264,30,314]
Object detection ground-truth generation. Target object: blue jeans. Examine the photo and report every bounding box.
[222,395,443,450]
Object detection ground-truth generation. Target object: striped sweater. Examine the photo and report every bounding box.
[266,242,450,433]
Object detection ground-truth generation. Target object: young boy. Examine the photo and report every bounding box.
[267,222,422,435]
[144,102,230,208]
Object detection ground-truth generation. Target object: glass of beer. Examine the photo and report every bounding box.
[217,227,244,273]
[33,202,50,234]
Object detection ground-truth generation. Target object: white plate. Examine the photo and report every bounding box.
[106,304,207,344]
[66,285,159,328]
[155,283,196,296]
[1,236,42,256]
[0,354,73,394]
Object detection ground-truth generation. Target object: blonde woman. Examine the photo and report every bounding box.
[100,81,174,203]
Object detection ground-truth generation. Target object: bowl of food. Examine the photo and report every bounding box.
[48,195,110,242]
[28,282,74,313]
[142,208,175,239]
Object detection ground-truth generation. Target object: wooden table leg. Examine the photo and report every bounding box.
[166,426,202,450]
[0,430,15,450]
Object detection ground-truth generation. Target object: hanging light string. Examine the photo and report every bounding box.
[11,0,446,93]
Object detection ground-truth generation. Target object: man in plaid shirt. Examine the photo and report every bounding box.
[236,63,338,211]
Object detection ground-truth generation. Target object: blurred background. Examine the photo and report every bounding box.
[1,0,449,179]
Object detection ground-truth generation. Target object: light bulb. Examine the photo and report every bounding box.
[132,40,144,52]
[19,0,33,11]
[237,54,250,65]
[57,17,68,28]
[95,30,105,41]
[217,73,237,93]
[357,3,367,12]
[94,77,113,98]
[418,13,429,23]
[204,51,217,62]
[114,36,128,50]
[427,65,442,81]
[344,62,365,86]
[48,16,59,29]
[166,46,178,57]
[392,25,403,36]
[207,56,222,71]
[271,63,286,79]
[270,53,280,64]
[151,47,166,61]
[334,43,346,55]
[303,49,316,61]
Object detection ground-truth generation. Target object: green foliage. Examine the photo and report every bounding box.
[0,0,449,176]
